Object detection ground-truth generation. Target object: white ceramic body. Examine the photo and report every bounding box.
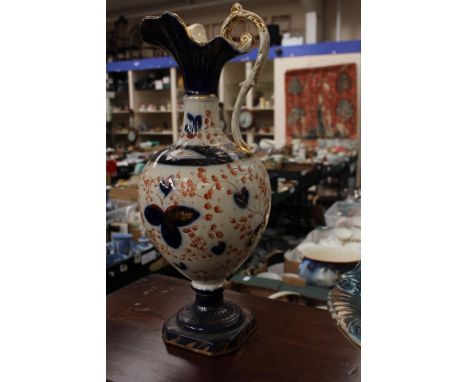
[138,96,271,290]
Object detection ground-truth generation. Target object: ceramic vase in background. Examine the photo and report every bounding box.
[137,3,271,355]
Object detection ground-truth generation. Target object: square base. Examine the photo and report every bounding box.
[162,308,256,356]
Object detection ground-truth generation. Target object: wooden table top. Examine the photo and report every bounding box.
[107,274,360,382]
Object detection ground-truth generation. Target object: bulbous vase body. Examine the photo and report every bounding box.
[138,96,271,289]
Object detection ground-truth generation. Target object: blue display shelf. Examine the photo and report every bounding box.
[106,40,361,73]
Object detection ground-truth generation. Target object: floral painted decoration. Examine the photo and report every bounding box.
[159,176,174,197]
[144,204,201,248]
[233,187,249,209]
[138,97,272,283]
[211,241,226,255]
[184,113,202,138]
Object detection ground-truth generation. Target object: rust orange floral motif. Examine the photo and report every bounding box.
[138,99,271,283]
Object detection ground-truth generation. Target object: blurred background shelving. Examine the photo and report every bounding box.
[106,41,360,150]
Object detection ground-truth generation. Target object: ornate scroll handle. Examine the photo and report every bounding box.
[221,3,270,155]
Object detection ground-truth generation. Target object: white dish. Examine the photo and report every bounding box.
[351,216,361,227]
[298,242,360,263]
[351,227,361,241]
[256,272,282,281]
[336,227,352,241]
[268,263,284,275]
[344,242,361,250]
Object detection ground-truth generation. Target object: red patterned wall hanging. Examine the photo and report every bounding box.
[285,64,358,143]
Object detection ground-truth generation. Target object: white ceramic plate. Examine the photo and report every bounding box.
[298,242,360,263]
[256,272,282,281]
[268,263,284,275]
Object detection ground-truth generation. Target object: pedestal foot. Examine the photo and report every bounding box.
[162,286,256,356]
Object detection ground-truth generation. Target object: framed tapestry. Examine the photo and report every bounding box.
[285,64,358,142]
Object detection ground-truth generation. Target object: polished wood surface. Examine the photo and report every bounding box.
[107,274,360,382]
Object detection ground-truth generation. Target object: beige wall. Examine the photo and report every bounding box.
[107,0,361,42]
[177,0,307,38]
[107,0,309,35]
[323,0,361,41]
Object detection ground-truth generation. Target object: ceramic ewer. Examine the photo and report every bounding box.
[137,3,271,356]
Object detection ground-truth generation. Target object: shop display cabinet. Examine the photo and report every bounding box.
[106,41,360,148]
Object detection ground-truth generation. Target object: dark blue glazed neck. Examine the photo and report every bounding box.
[140,12,243,95]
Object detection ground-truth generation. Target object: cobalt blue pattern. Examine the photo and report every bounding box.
[233,187,249,209]
[211,241,226,255]
[184,113,202,138]
[159,177,173,197]
[139,12,242,95]
[338,277,360,295]
[152,145,246,166]
[144,204,200,249]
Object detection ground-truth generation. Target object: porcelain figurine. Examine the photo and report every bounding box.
[137,3,271,356]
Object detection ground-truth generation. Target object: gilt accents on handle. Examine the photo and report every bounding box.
[221,3,270,155]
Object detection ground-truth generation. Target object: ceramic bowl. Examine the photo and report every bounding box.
[297,243,359,288]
